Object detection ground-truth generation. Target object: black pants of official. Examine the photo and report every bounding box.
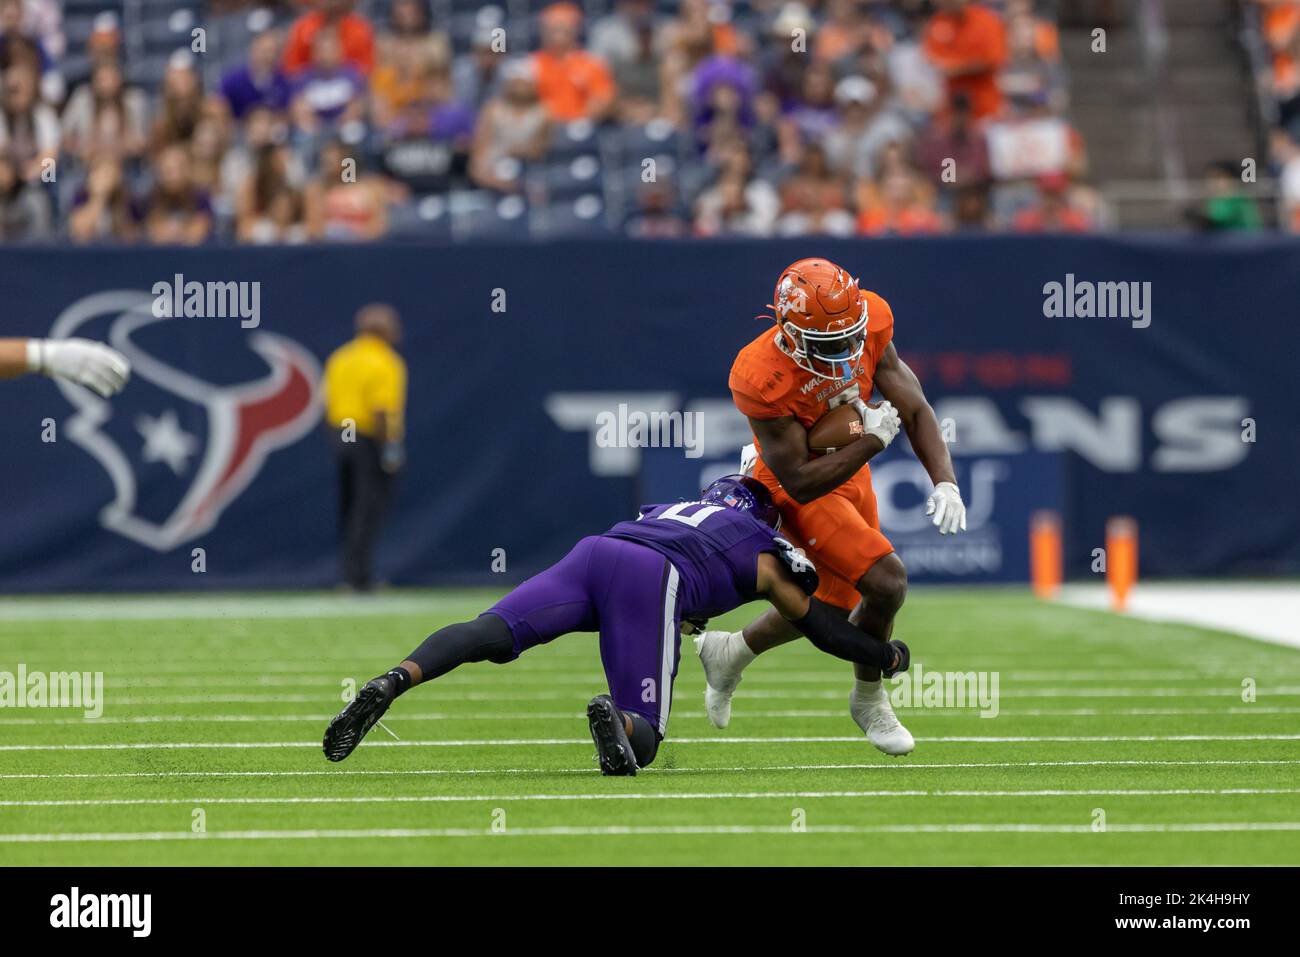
[332,433,393,589]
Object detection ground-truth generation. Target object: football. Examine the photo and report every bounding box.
[807,401,868,452]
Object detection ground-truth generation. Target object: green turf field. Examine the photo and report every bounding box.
[1,588,1298,866]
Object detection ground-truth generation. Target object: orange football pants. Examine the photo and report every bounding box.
[762,466,895,611]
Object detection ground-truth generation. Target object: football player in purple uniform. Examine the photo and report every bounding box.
[323,475,909,775]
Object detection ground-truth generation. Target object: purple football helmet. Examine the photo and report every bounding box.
[701,474,781,531]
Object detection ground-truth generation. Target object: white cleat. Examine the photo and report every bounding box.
[850,683,915,756]
[694,630,747,729]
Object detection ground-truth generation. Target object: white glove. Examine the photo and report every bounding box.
[852,398,901,450]
[28,338,131,397]
[739,442,758,477]
[926,481,967,535]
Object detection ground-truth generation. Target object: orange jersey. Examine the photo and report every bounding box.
[729,289,895,470]
[729,289,896,608]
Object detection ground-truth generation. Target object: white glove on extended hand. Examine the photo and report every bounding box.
[28,338,131,397]
[926,481,967,535]
[852,398,901,450]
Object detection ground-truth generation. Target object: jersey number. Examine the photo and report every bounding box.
[827,382,861,410]
[656,503,725,528]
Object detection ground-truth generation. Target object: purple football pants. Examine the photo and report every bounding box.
[485,535,682,736]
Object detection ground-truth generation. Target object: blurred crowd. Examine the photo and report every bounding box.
[1252,0,1300,231]
[0,0,1105,243]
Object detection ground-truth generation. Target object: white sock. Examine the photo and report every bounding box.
[854,678,882,701]
[729,630,757,670]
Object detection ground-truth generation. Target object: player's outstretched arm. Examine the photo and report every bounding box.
[0,337,131,397]
[0,338,27,378]
[749,412,891,505]
[874,342,966,534]
[755,553,908,676]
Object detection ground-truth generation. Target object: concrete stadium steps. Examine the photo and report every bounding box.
[1059,1,1266,227]
[1063,26,1164,185]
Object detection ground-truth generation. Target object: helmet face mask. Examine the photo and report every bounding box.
[783,309,867,381]
[770,259,868,382]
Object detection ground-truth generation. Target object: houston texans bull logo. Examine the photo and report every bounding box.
[51,290,321,551]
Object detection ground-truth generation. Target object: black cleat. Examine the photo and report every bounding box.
[882,639,910,679]
[587,694,638,776]
[323,675,397,762]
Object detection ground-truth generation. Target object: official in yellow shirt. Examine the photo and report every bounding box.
[322,304,407,591]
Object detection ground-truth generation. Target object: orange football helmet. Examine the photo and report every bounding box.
[768,258,869,381]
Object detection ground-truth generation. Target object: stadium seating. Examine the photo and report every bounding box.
[4,0,1290,242]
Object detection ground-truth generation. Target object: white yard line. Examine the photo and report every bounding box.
[4,787,1299,809]
[3,758,1296,781]
[983,687,1300,697]
[90,673,1300,688]
[1058,583,1300,649]
[2,733,1298,752]
[0,593,496,622]
[108,693,593,704]
[91,688,1300,705]
[3,705,1300,726]
[3,822,1299,843]
[20,670,1289,686]
[54,681,1300,697]
[0,590,1056,625]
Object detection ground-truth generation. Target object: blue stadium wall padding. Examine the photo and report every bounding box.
[0,235,1295,591]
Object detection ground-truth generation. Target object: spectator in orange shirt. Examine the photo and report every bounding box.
[857,167,949,236]
[283,0,375,77]
[923,0,1008,119]
[1012,173,1093,233]
[1264,0,1300,86]
[530,2,616,123]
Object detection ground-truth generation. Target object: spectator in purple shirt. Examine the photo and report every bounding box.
[140,142,213,245]
[289,28,366,135]
[220,28,291,120]
[784,62,841,146]
[691,55,757,155]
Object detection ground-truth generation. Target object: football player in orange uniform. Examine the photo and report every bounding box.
[694,258,966,755]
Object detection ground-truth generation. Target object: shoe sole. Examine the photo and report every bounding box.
[322,682,391,762]
[587,696,637,776]
[874,743,915,757]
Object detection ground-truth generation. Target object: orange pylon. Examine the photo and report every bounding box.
[1106,516,1138,611]
[1030,510,1062,599]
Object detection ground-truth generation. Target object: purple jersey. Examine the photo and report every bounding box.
[603,501,781,619]
[487,501,811,738]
